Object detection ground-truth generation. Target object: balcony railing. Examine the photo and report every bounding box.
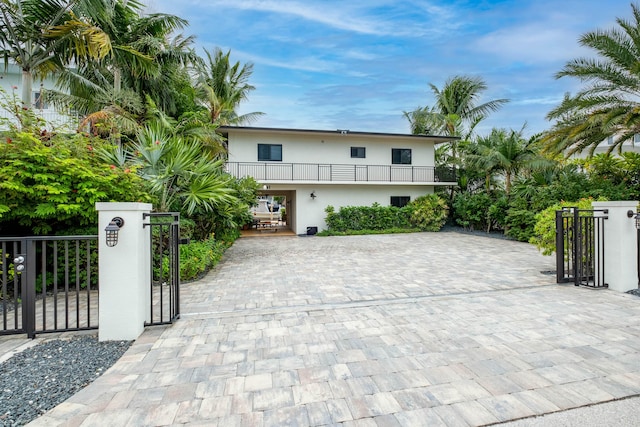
[226,162,456,183]
[0,109,80,130]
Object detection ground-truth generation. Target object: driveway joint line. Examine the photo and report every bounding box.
[181,282,558,319]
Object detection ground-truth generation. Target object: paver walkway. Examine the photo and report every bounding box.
[28,232,640,426]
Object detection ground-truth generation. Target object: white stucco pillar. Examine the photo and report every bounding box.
[592,201,639,292]
[96,202,152,341]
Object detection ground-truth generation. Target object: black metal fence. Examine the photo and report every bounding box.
[226,162,456,183]
[143,212,180,326]
[556,207,608,288]
[0,236,99,338]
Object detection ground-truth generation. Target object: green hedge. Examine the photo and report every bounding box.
[323,195,448,234]
[325,203,411,232]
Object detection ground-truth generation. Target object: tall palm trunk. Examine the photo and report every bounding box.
[113,68,122,92]
[113,67,122,148]
[21,69,32,107]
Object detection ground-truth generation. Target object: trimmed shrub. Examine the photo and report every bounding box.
[407,194,448,231]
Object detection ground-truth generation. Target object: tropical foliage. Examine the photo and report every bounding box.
[405,76,508,138]
[468,128,548,196]
[530,198,601,256]
[407,194,449,231]
[403,55,640,244]
[0,0,112,107]
[196,47,264,126]
[404,75,512,218]
[0,2,264,276]
[544,3,640,156]
[0,131,152,235]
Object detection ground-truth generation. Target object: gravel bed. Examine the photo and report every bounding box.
[0,336,131,426]
[627,288,640,297]
[440,224,514,240]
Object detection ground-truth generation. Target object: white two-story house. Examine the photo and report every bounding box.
[220,126,457,235]
[0,63,77,130]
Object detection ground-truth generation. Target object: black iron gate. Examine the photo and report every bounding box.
[0,236,99,338]
[143,212,180,326]
[556,207,608,288]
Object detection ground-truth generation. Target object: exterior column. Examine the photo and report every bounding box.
[592,201,639,292]
[95,202,152,341]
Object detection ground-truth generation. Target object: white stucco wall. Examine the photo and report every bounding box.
[227,130,436,167]
[0,64,76,129]
[269,183,435,235]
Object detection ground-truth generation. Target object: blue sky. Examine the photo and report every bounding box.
[147,0,632,138]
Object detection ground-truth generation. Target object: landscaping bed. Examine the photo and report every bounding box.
[0,336,130,426]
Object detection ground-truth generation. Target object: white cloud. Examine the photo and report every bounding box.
[473,24,590,65]
[514,96,565,106]
[173,0,460,38]
[234,49,342,74]
[343,49,381,61]
[194,0,393,35]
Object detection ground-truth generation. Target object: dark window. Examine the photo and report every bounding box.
[391,196,410,207]
[258,144,282,161]
[34,91,47,109]
[392,148,411,164]
[351,147,366,158]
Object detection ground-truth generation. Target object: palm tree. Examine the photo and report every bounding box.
[405,75,509,162]
[0,0,111,108]
[52,1,195,139]
[470,128,547,197]
[131,34,199,118]
[402,106,440,135]
[544,3,640,156]
[429,76,508,134]
[101,3,192,96]
[196,48,264,125]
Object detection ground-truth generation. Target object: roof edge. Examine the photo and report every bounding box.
[217,126,459,143]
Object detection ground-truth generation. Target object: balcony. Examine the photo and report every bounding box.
[0,108,79,130]
[226,162,456,184]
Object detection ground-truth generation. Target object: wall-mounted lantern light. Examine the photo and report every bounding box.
[627,210,640,230]
[105,217,125,247]
[310,191,317,200]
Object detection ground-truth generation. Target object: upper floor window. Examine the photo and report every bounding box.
[390,196,410,207]
[34,91,48,109]
[392,148,412,164]
[258,144,282,161]
[634,134,640,144]
[351,147,366,158]
[607,136,614,146]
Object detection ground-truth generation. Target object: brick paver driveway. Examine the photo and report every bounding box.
[32,232,640,426]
